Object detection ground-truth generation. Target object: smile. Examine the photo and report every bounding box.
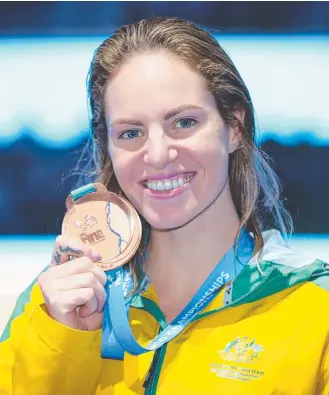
[143,173,195,192]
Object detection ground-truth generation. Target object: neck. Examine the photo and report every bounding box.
[144,184,241,321]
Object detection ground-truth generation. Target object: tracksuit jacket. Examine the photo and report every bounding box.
[1,230,329,395]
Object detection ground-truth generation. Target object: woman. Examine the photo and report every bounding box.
[1,17,329,395]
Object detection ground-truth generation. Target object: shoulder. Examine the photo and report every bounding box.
[251,229,329,295]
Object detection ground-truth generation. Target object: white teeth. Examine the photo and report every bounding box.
[163,180,172,190]
[145,175,194,191]
[156,182,164,191]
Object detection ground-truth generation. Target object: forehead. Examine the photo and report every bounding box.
[104,52,213,118]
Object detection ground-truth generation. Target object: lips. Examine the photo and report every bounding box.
[141,171,195,182]
[144,173,195,192]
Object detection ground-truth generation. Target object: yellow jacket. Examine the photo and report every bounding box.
[1,232,329,395]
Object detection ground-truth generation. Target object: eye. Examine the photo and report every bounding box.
[118,129,143,140]
[175,118,197,129]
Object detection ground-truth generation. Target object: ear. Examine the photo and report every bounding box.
[228,108,245,154]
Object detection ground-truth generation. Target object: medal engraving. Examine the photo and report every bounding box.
[62,183,142,271]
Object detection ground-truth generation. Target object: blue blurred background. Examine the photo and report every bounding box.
[0,1,328,237]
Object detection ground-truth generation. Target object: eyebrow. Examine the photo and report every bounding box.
[163,104,203,121]
[110,104,203,126]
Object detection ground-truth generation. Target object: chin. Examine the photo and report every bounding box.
[143,210,197,231]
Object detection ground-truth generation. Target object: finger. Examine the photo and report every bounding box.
[49,256,107,286]
[53,288,97,315]
[50,235,101,266]
[79,298,100,318]
[56,272,107,312]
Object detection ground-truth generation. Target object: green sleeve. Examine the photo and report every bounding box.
[0,265,49,342]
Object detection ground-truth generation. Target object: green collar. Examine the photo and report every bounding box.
[195,258,329,321]
[231,258,329,303]
[131,258,329,325]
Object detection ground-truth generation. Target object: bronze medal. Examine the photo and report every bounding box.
[62,183,142,271]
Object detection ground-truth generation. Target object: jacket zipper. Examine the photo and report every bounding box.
[137,270,275,394]
[143,343,167,395]
[130,296,167,395]
[139,270,275,394]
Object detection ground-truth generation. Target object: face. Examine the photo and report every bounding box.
[104,52,239,230]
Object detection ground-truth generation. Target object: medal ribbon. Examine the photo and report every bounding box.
[101,229,254,359]
[68,185,254,360]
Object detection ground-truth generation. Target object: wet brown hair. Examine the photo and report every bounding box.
[82,17,292,284]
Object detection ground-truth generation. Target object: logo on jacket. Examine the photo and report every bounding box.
[210,337,265,382]
[219,336,263,363]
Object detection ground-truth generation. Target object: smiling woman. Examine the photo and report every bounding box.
[1,16,329,395]
[106,51,242,231]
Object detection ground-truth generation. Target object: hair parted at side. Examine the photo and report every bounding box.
[82,16,292,283]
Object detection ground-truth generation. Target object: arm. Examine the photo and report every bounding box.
[0,282,103,395]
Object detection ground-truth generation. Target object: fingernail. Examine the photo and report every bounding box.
[91,251,102,262]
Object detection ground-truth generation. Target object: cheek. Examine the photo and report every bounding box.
[190,140,230,201]
[110,150,141,198]
[109,149,130,186]
[194,135,229,174]
[203,150,229,188]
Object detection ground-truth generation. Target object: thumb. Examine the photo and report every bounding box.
[79,297,98,318]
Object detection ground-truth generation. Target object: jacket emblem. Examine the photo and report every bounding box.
[210,337,265,382]
[219,336,264,363]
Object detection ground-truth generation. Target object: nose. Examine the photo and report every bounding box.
[143,131,178,170]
